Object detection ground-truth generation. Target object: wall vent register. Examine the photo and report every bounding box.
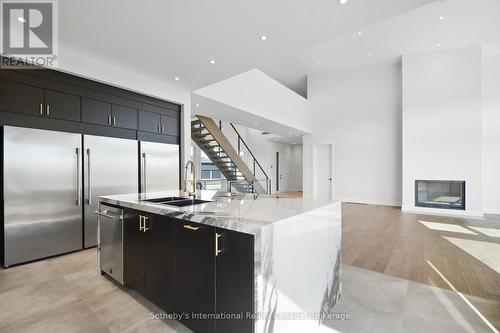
[415,180,465,210]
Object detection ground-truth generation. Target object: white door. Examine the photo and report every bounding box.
[314,144,333,200]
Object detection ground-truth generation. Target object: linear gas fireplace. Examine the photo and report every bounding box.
[415,180,465,210]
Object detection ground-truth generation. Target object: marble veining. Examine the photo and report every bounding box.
[99,190,335,235]
[99,190,342,333]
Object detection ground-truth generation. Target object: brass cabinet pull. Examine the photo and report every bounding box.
[139,215,144,231]
[157,124,161,133]
[161,125,165,133]
[143,216,150,232]
[46,104,50,116]
[183,224,199,231]
[113,116,116,126]
[108,115,112,125]
[215,233,222,256]
[39,103,44,115]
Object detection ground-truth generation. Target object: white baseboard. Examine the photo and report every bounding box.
[484,208,500,215]
[342,199,401,207]
[401,206,484,219]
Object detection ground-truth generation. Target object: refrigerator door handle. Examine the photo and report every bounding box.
[76,148,81,206]
[142,152,147,193]
[87,148,92,205]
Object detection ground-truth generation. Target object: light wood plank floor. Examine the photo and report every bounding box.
[342,203,500,330]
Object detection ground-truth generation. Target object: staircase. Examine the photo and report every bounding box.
[191,116,269,194]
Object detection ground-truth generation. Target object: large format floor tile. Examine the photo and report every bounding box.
[325,266,494,333]
[1,205,499,333]
[342,202,500,329]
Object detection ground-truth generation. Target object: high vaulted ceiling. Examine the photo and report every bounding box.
[58,0,434,96]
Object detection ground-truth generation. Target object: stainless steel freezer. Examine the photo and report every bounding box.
[140,141,179,193]
[3,126,83,266]
[83,135,138,248]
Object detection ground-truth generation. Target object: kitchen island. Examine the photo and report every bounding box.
[98,190,342,333]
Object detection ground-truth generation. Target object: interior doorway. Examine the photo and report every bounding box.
[275,151,280,192]
[313,144,333,200]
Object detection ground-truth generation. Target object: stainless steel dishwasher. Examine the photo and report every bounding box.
[95,203,124,284]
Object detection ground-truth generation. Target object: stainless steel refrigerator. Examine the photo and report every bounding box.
[3,126,83,266]
[140,141,180,193]
[83,135,138,248]
[3,127,140,265]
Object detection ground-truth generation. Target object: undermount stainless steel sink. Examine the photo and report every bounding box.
[142,197,211,207]
[142,196,185,203]
[163,199,212,207]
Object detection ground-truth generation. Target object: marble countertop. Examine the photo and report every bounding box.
[99,190,337,235]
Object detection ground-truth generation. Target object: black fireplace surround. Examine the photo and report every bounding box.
[415,180,466,210]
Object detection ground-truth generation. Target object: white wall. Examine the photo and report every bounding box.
[58,47,192,182]
[218,123,301,193]
[193,69,311,134]
[482,54,500,214]
[290,145,303,191]
[304,64,402,206]
[402,46,483,216]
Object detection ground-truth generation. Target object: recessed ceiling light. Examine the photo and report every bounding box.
[254,121,258,125]
[340,0,349,4]
[209,59,215,64]
[260,35,268,41]
[174,77,180,81]
[437,43,441,47]
[439,16,444,20]
[293,143,297,145]
[368,52,373,56]
[195,104,200,107]
[357,31,362,36]
[315,60,320,64]
[17,17,26,23]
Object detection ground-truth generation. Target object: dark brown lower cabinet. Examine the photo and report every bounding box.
[123,209,174,312]
[146,214,175,313]
[174,221,216,333]
[215,228,254,333]
[124,211,254,333]
[123,209,146,294]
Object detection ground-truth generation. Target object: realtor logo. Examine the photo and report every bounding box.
[1,0,58,68]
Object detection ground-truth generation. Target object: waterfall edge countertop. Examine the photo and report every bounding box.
[98,190,338,235]
[98,190,342,333]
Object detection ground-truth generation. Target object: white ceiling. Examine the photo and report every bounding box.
[58,0,434,96]
[279,0,500,81]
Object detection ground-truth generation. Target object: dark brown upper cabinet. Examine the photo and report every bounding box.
[161,115,179,136]
[139,110,179,136]
[0,80,81,121]
[139,110,162,134]
[0,65,180,143]
[44,90,81,122]
[0,80,44,116]
[82,97,112,126]
[111,104,138,130]
[83,98,138,130]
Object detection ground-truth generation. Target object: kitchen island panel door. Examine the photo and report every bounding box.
[174,221,216,333]
[215,229,255,333]
[123,209,146,295]
[83,135,138,248]
[145,215,175,313]
[3,126,83,266]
